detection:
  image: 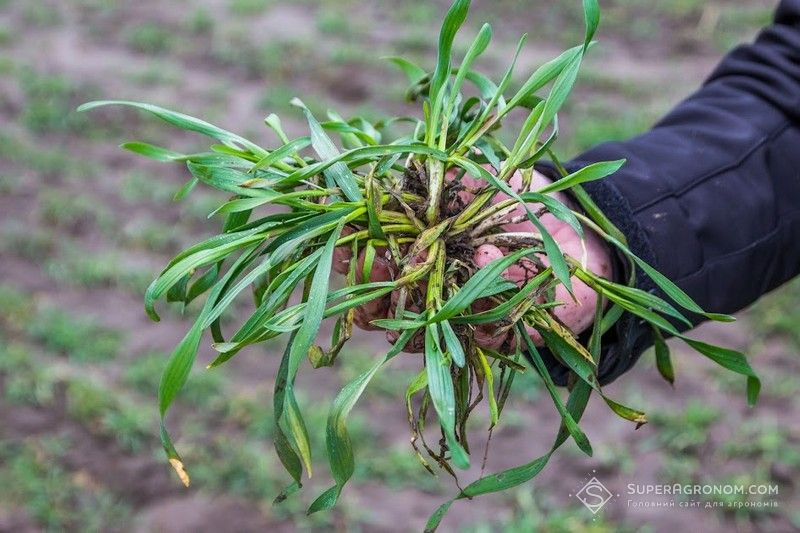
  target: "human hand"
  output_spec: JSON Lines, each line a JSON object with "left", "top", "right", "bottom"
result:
{"left": 333, "top": 167, "right": 613, "bottom": 351}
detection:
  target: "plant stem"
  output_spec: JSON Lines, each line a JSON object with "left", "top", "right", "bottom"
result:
{"left": 426, "top": 159, "right": 446, "bottom": 224}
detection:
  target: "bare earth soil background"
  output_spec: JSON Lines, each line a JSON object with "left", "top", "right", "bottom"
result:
{"left": 0, "top": 0, "right": 798, "bottom": 532}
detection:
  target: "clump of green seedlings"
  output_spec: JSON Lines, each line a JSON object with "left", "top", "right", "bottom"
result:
{"left": 79, "top": 0, "right": 760, "bottom": 528}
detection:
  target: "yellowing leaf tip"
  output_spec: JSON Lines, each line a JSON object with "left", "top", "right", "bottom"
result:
{"left": 169, "top": 457, "right": 191, "bottom": 487}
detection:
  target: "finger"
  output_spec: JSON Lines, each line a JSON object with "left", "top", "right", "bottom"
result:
{"left": 471, "top": 244, "right": 514, "bottom": 348}
{"left": 332, "top": 226, "right": 355, "bottom": 275}
{"left": 383, "top": 281, "right": 428, "bottom": 354}
{"left": 386, "top": 327, "right": 425, "bottom": 353}
{"left": 498, "top": 171, "right": 570, "bottom": 235}
{"left": 470, "top": 296, "right": 510, "bottom": 349}
{"left": 473, "top": 243, "right": 504, "bottom": 268}
{"left": 544, "top": 225, "right": 610, "bottom": 336}
{"left": 352, "top": 247, "right": 394, "bottom": 331}
{"left": 549, "top": 279, "right": 597, "bottom": 337}
{"left": 474, "top": 327, "right": 509, "bottom": 349}
{"left": 445, "top": 166, "right": 480, "bottom": 207}
{"left": 524, "top": 323, "right": 545, "bottom": 346}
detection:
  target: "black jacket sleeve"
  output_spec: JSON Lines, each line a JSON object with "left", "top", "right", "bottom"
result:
{"left": 542, "top": 0, "right": 800, "bottom": 385}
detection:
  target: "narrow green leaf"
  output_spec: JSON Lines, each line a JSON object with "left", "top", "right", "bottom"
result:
{"left": 653, "top": 327, "right": 675, "bottom": 385}
{"left": 444, "top": 22, "right": 492, "bottom": 121}
{"left": 280, "top": 221, "right": 347, "bottom": 461}
{"left": 475, "top": 347, "right": 498, "bottom": 426}
{"left": 536, "top": 159, "right": 625, "bottom": 194}
{"left": 292, "top": 98, "right": 363, "bottom": 203}
{"left": 187, "top": 162, "right": 279, "bottom": 198}
{"left": 308, "top": 328, "right": 417, "bottom": 514}
{"left": 453, "top": 269, "right": 551, "bottom": 325}
{"left": 250, "top": 136, "right": 311, "bottom": 173}
{"left": 537, "top": 52, "right": 582, "bottom": 133}
{"left": 273, "top": 333, "right": 304, "bottom": 493}
{"left": 430, "top": 247, "right": 538, "bottom": 322}
{"left": 173, "top": 178, "right": 199, "bottom": 201}
{"left": 583, "top": 0, "right": 600, "bottom": 47}
{"left": 539, "top": 324, "right": 646, "bottom": 429}
{"left": 144, "top": 233, "right": 264, "bottom": 321}
{"left": 429, "top": 0, "right": 471, "bottom": 103}
{"left": 681, "top": 336, "right": 760, "bottom": 406}
{"left": 503, "top": 46, "right": 582, "bottom": 114}
{"left": 578, "top": 216, "right": 735, "bottom": 323}
{"left": 517, "top": 324, "right": 592, "bottom": 455}
{"left": 632, "top": 254, "right": 735, "bottom": 322}
{"left": 385, "top": 56, "right": 427, "bottom": 84}
{"left": 440, "top": 319, "right": 465, "bottom": 367}
{"left": 365, "top": 173, "right": 386, "bottom": 240}
{"left": 518, "top": 191, "right": 582, "bottom": 237}
{"left": 158, "top": 248, "right": 257, "bottom": 486}
{"left": 453, "top": 155, "right": 573, "bottom": 292}
{"left": 462, "top": 452, "right": 550, "bottom": 498}
{"left": 78, "top": 100, "right": 266, "bottom": 155}
{"left": 425, "top": 323, "right": 470, "bottom": 469}
{"left": 121, "top": 141, "right": 185, "bottom": 161}
{"left": 285, "top": 390, "right": 313, "bottom": 476}
{"left": 424, "top": 499, "right": 454, "bottom": 533}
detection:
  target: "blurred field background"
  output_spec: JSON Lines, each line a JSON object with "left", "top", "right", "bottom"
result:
{"left": 1, "top": 0, "right": 799, "bottom": 531}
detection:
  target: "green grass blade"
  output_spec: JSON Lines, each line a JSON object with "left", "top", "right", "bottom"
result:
{"left": 385, "top": 56, "right": 427, "bottom": 84}
{"left": 503, "top": 45, "right": 582, "bottom": 115}
{"left": 518, "top": 191, "right": 582, "bottom": 237}
{"left": 273, "top": 333, "right": 305, "bottom": 497}
{"left": 440, "top": 319, "right": 465, "bottom": 367}
{"left": 583, "top": 0, "right": 600, "bottom": 47}
{"left": 120, "top": 141, "right": 185, "bottom": 161}
{"left": 285, "top": 390, "right": 314, "bottom": 476}
{"left": 250, "top": 136, "right": 311, "bottom": 173}
{"left": 429, "top": 0, "right": 471, "bottom": 103}
{"left": 78, "top": 100, "right": 266, "bottom": 155}
{"left": 452, "top": 269, "right": 551, "bottom": 325}
{"left": 293, "top": 98, "right": 363, "bottom": 203}
{"left": 517, "top": 324, "right": 592, "bottom": 455}
{"left": 536, "top": 159, "right": 625, "bottom": 194}
{"left": 537, "top": 52, "right": 582, "bottom": 134}
{"left": 475, "top": 347, "right": 498, "bottom": 426}
{"left": 308, "top": 328, "right": 418, "bottom": 514}
{"left": 680, "top": 336, "right": 760, "bottom": 406}
{"left": 441, "top": 22, "right": 492, "bottom": 144}
{"left": 144, "top": 233, "right": 265, "bottom": 321}
{"left": 430, "top": 247, "right": 538, "bottom": 322}
{"left": 425, "top": 323, "right": 470, "bottom": 469}
{"left": 462, "top": 452, "right": 551, "bottom": 498}
{"left": 157, "top": 247, "right": 257, "bottom": 486}
{"left": 577, "top": 215, "right": 735, "bottom": 322}
{"left": 653, "top": 328, "right": 675, "bottom": 385}
{"left": 632, "top": 254, "right": 735, "bottom": 322}
{"left": 424, "top": 499, "right": 454, "bottom": 533}
{"left": 279, "top": 220, "right": 347, "bottom": 473}
{"left": 187, "top": 162, "right": 281, "bottom": 198}
{"left": 453, "top": 156, "right": 573, "bottom": 292}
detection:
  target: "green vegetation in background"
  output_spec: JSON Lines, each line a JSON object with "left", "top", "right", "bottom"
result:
{"left": 19, "top": 69, "right": 92, "bottom": 135}
{"left": 45, "top": 248, "right": 154, "bottom": 292}
{"left": 230, "top": 0, "right": 272, "bottom": 17}
{"left": 27, "top": 307, "right": 123, "bottom": 363}
{"left": 125, "top": 22, "right": 175, "bottom": 55}
{"left": 464, "top": 488, "right": 645, "bottom": 533}
{"left": 749, "top": 277, "right": 800, "bottom": 348}
{"left": 0, "top": 438, "right": 132, "bottom": 532}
